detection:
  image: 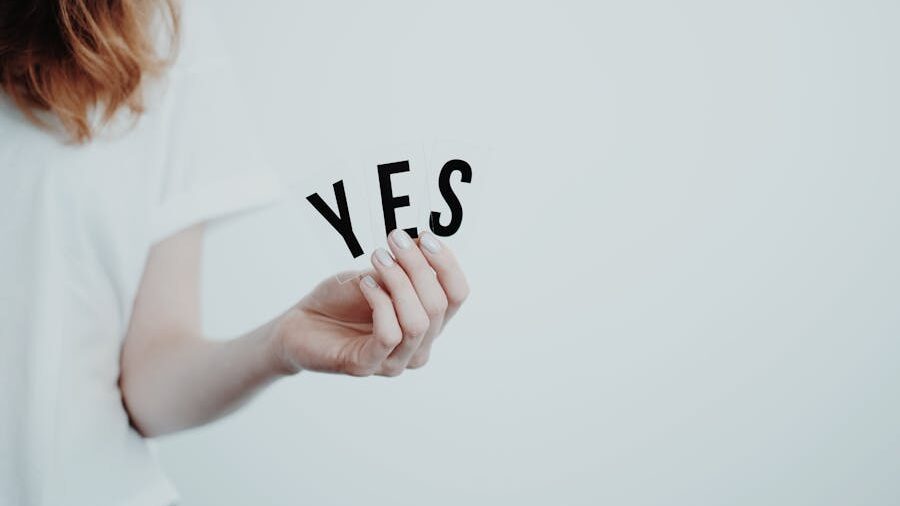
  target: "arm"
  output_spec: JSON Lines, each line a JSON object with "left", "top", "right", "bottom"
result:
{"left": 120, "top": 224, "right": 288, "bottom": 436}
{"left": 120, "top": 224, "right": 468, "bottom": 437}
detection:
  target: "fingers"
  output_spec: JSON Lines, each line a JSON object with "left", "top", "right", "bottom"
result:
{"left": 370, "top": 246, "right": 430, "bottom": 376}
{"left": 385, "top": 229, "right": 454, "bottom": 369}
{"left": 387, "top": 229, "right": 449, "bottom": 346}
{"left": 356, "top": 230, "right": 469, "bottom": 377}
{"left": 355, "top": 274, "right": 402, "bottom": 373}
{"left": 418, "top": 231, "right": 469, "bottom": 322}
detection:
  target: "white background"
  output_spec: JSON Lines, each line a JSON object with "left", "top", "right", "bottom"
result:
{"left": 157, "top": 1, "right": 900, "bottom": 504}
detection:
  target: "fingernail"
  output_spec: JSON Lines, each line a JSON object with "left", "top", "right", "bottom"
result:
{"left": 362, "top": 275, "right": 378, "bottom": 288}
{"left": 374, "top": 248, "right": 395, "bottom": 266}
{"left": 420, "top": 232, "right": 442, "bottom": 254}
{"left": 390, "top": 228, "right": 412, "bottom": 249}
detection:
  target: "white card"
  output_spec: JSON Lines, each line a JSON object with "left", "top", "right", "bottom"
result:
{"left": 424, "top": 140, "right": 492, "bottom": 256}
{"left": 357, "top": 142, "right": 431, "bottom": 250}
{"left": 289, "top": 163, "right": 374, "bottom": 283}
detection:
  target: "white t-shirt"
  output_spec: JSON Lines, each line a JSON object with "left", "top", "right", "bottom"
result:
{"left": 0, "top": 3, "right": 282, "bottom": 505}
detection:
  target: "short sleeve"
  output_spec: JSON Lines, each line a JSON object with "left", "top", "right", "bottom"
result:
{"left": 147, "top": 5, "right": 283, "bottom": 244}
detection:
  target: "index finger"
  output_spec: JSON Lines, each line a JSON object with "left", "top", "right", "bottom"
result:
{"left": 356, "top": 274, "right": 403, "bottom": 370}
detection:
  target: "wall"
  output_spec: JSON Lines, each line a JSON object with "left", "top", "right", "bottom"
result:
{"left": 157, "top": 1, "right": 900, "bottom": 504}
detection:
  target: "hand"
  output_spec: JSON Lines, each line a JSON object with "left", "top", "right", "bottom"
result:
{"left": 276, "top": 230, "right": 469, "bottom": 377}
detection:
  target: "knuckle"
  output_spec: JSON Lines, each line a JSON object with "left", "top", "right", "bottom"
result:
{"left": 342, "top": 361, "right": 373, "bottom": 377}
{"left": 380, "top": 330, "right": 403, "bottom": 347}
{"left": 407, "top": 353, "right": 430, "bottom": 369}
{"left": 380, "top": 363, "right": 405, "bottom": 377}
{"left": 336, "top": 348, "right": 374, "bottom": 377}
{"left": 424, "top": 299, "right": 448, "bottom": 319}
{"left": 448, "top": 286, "right": 470, "bottom": 306}
{"left": 403, "top": 317, "right": 430, "bottom": 338}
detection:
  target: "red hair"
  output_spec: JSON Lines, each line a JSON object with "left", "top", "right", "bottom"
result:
{"left": 0, "top": 0, "right": 179, "bottom": 142}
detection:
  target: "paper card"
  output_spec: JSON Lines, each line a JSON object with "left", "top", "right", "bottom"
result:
{"left": 357, "top": 143, "right": 431, "bottom": 251}
{"left": 287, "top": 163, "right": 375, "bottom": 283}
{"left": 424, "top": 140, "right": 492, "bottom": 257}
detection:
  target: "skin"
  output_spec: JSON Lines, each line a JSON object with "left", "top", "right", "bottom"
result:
{"left": 120, "top": 225, "right": 469, "bottom": 437}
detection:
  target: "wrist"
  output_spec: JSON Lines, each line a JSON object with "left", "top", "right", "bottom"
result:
{"left": 267, "top": 308, "right": 304, "bottom": 376}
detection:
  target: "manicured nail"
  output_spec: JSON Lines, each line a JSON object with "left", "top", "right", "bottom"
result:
{"left": 390, "top": 228, "right": 412, "bottom": 249}
{"left": 420, "top": 232, "right": 442, "bottom": 254}
{"left": 362, "top": 275, "right": 378, "bottom": 288}
{"left": 374, "top": 248, "right": 395, "bottom": 266}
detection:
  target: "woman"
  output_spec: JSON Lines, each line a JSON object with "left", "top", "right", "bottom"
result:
{"left": 0, "top": 1, "right": 469, "bottom": 505}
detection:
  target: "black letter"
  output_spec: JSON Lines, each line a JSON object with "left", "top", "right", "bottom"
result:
{"left": 429, "top": 159, "right": 472, "bottom": 237}
{"left": 378, "top": 161, "right": 418, "bottom": 238}
{"left": 306, "top": 180, "right": 364, "bottom": 258}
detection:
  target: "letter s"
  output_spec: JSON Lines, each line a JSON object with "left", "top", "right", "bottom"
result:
{"left": 429, "top": 159, "right": 472, "bottom": 237}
